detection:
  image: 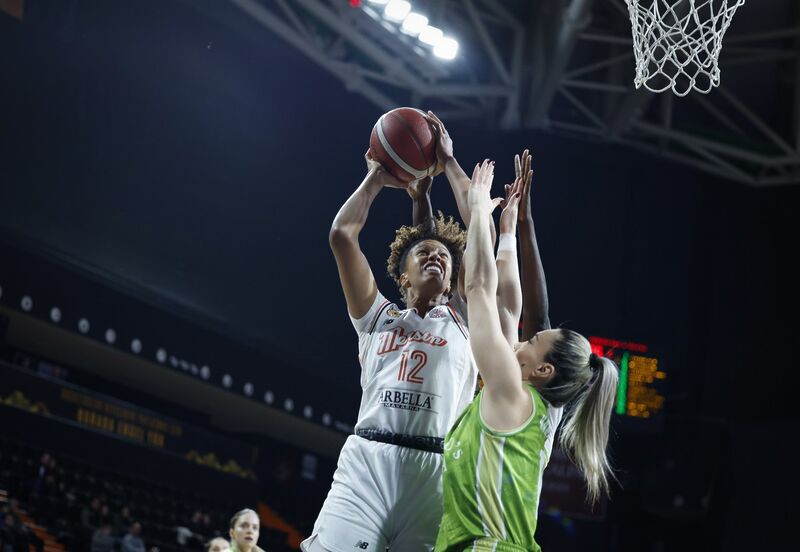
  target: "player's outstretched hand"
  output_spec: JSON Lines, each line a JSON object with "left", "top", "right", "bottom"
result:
{"left": 513, "top": 148, "right": 533, "bottom": 223}
{"left": 426, "top": 111, "right": 453, "bottom": 177}
{"left": 365, "top": 148, "right": 408, "bottom": 189}
{"left": 468, "top": 159, "right": 500, "bottom": 213}
{"left": 500, "top": 176, "right": 523, "bottom": 236}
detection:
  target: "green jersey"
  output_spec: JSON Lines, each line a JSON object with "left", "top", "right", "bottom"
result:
{"left": 434, "top": 384, "right": 562, "bottom": 552}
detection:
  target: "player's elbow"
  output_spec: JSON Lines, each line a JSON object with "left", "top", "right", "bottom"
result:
{"left": 328, "top": 224, "right": 356, "bottom": 250}
{"left": 500, "top": 303, "right": 521, "bottom": 321}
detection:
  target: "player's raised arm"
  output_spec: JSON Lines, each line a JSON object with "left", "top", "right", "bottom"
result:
{"left": 464, "top": 161, "right": 530, "bottom": 425}
{"left": 329, "top": 149, "right": 407, "bottom": 319}
{"left": 426, "top": 112, "right": 495, "bottom": 248}
{"left": 408, "top": 176, "right": 435, "bottom": 235}
{"left": 496, "top": 176, "right": 524, "bottom": 345}
{"left": 426, "top": 110, "right": 497, "bottom": 300}
{"left": 515, "top": 150, "right": 551, "bottom": 339}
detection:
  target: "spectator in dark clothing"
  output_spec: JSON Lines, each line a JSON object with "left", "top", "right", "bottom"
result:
{"left": 114, "top": 506, "right": 134, "bottom": 537}
{"left": 190, "top": 510, "right": 204, "bottom": 533}
{"left": 121, "top": 522, "right": 146, "bottom": 552}
{"left": 98, "top": 504, "right": 113, "bottom": 527}
{"left": 186, "top": 510, "right": 207, "bottom": 547}
{"left": 30, "top": 453, "right": 51, "bottom": 499}
{"left": 90, "top": 523, "right": 115, "bottom": 552}
{"left": 42, "top": 474, "right": 58, "bottom": 498}
{"left": 0, "top": 513, "right": 42, "bottom": 552}
{"left": 41, "top": 456, "right": 62, "bottom": 500}
{"left": 81, "top": 497, "right": 102, "bottom": 531}
{"left": 201, "top": 513, "right": 213, "bottom": 535}
{"left": 80, "top": 496, "right": 102, "bottom": 550}
{"left": 0, "top": 513, "right": 18, "bottom": 552}
{"left": 16, "top": 518, "right": 43, "bottom": 552}
{"left": 0, "top": 503, "right": 10, "bottom": 523}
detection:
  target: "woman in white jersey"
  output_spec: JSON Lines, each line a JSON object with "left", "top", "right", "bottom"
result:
{"left": 305, "top": 117, "right": 550, "bottom": 551}
{"left": 301, "top": 148, "right": 478, "bottom": 552}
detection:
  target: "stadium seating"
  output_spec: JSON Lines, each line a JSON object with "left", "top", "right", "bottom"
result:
{"left": 0, "top": 438, "right": 295, "bottom": 551}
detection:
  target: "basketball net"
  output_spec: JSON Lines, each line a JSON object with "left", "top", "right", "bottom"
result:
{"left": 625, "top": 0, "right": 745, "bottom": 96}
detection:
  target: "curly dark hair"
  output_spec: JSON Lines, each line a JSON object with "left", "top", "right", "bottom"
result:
{"left": 386, "top": 212, "right": 467, "bottom": 302}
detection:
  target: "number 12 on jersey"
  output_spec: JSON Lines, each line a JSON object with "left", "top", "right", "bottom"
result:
{"left": 398, "top": 350, "right": 427, "bottom": 384}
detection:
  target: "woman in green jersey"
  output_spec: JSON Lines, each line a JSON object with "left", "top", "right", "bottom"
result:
{"left": 434, "top": 160, "right": 618, "bottom": 552}
{"left": 229, "top": 509, "right": 264, "bottom": 552}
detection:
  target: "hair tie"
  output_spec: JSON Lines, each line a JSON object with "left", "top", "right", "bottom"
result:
{"left": 589, "top": 353, "right": 600, "bottom": 372}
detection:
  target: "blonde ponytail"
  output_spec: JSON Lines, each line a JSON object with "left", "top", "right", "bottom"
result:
{"left": 538, "top": 330, "right": 618, "bottom": 504}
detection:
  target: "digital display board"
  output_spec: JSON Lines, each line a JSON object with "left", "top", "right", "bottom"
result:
{"left": 589, "top": 336, "right": 666, "bottom": 420}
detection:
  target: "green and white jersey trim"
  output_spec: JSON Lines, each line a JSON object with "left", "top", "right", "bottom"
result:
{"left": 476, "top": 431, "right": 507, "bottom": 541}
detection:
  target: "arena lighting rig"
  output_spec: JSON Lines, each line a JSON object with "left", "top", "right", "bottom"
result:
{"left": 359, "top": 0, "right": 459, "bottom": 60}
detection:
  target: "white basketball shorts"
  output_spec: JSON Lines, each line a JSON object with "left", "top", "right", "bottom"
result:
{"left": 300, "top": 434, "right": 444, "bottom": 552}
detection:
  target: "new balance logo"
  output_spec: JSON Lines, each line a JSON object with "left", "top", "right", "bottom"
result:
{"left": 355, "top": 541, "right": 369, "bottom": 550}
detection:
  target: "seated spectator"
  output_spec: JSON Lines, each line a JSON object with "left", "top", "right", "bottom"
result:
{"left": 190, "top": 510, "right": 204, "bottom": 533}
{"left": 201, "top": 513, "right": 213, "bottom": 536}
{"left": 80, "top": 497, "right": 102, "bottom": 550}
{"left": 0, "top": 513, "right": 18, "bottom": 552}
{"left": 207, "top": 537, "right": 231, "bottom": 552}
{"left": 114, "top": 506, "right": 134, "bottom": 536}
{"left": 17, "top": 517, "right": 43, "bottom": 552}
{"left": 0, "top": 512, "right": 43, "bottom": 552}
{"left": 121, "top": 522, "right": 146, "bottom": 552}
{"left": 30, "top": 453, "right": 51, "bottom": 499}
{"left": 228, "top": 509, "right": 263, "bottom": 552}
{"left": 98, "top": 503, "right": 113, "bottom": 527}
{"left": 90, "top": 523, "right": 115, "bottom": 552}
{"left": 41, "top": 472, "right": 59, "bottom": 499}
{"left": 81, "top": 496, "right": 102, "bottom": 531}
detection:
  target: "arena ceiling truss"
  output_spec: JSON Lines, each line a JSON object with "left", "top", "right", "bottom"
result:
{"left": 197, "top": 0, "right": 800, "bottom": 185}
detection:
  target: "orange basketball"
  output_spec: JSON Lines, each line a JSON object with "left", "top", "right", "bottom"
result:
{"left": 369, "top": 107, "right": 437, "bottom": 183}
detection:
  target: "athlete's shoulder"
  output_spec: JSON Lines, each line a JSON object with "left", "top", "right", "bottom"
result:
{"left": 350, "top": 290, "right": 399, "bottom": 334}
{"left": 527, "top": 385, "right": 563, "bottom": 437}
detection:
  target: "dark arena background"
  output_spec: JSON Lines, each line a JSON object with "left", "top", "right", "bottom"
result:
{"left": 1, "top": 1, "right": 798, "bottom": 551}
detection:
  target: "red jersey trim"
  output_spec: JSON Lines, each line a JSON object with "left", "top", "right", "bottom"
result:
{"left": 445, "top": 303, "right": 469, "bottom": 341}
{"left": 367, "top": 299, "right": 392, "bottom": 334}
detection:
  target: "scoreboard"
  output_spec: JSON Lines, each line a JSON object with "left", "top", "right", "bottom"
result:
{"left": 589, "top": 336, "right": 666, "bottom": 420}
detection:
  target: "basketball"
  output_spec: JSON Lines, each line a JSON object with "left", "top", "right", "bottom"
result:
{"left": 369, "top": 107, "right": 437, "bottom": 183}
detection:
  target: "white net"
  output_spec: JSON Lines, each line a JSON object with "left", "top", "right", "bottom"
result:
{"left": 625, "top": 0, "right": 745, "bottom": 96}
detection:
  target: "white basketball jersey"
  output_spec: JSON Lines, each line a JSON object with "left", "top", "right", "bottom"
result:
{"left": 350, "top": 291, "right": 478, "bottom": 439}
